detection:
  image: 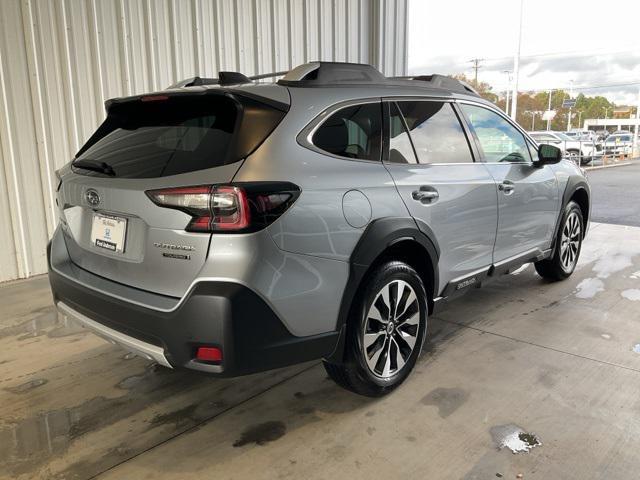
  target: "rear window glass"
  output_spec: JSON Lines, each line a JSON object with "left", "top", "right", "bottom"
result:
{"left": 74, "top": 95, "right": 284, "bottom": 178}
{"left": 312, "top": 103, "right": 382, "bottom": 161}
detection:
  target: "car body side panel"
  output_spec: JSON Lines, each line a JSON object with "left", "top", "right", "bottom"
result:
{"left": 234, "top": 89, "right": 411, "bottom": 262}
{"left": 386, "top": 163, "right": 498, "bottom": 294}
{"left": 196, "top": 230, "right": 350, "bottom": 336}
{"left": 485, "top": 163, "right": 559, "bottom": 261}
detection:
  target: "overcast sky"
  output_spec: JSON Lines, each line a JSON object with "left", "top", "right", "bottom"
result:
{"left": 408, "top": 0, "right": 640, "bottom": 105}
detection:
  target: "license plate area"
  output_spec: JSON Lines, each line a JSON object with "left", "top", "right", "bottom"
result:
{"left": 90, "top": 213, "right": 127, "bottom": 253}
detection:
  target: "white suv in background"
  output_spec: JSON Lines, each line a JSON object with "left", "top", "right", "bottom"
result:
{"left": 603, "top": 133, "right": 634, "bottom": 156}
{"left": 529, "top": 131, "right": 601, "bottom": 165}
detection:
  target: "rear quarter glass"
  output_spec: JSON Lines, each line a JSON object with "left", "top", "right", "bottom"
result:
{"left": 73, "top": 94, "right": 286, "bottom": 179}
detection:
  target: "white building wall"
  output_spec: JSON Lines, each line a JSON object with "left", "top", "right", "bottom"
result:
{"left": 0, "top": 0, "right": 409, "bottom": 282}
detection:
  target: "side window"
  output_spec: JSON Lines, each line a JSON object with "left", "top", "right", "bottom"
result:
{"left": 396, "top": 101, "right": 474, "bottom": 164}
{"left": 460, "top": 104, "right": 532, "bottom": 163}
{"left": 387, "top": 102, "right": 418, "bottom": 164}
{"left": 312, "top": 103, "right": 382, "bottom": 161}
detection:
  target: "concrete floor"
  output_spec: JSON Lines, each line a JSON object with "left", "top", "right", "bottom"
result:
{"left": 2, "top": 222, "right": 640, "bottom": 479}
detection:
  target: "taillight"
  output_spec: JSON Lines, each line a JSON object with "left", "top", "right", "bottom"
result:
{"left": 146, "top": 182, "right": 300, "bottom": 233}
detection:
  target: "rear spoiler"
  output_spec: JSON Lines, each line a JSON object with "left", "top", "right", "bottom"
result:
{"left": 104, "top": 86, "right": 289, "bottom": 115}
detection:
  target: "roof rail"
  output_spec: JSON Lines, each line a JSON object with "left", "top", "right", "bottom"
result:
{"left": 168, "top": 71, "right": 255, "bottom": 89}
{"left": 249, "top": 70, "right": 288, "bottom": 81}
{"left": 168, "top": 70, "right": 287, "bottom": 89}
{"left": 392, "top": 74, "right": 480, "bottom": 96}
{"left": 277, "top": 61, "right": 386, "bottom": 86}
{"left": 166, "top": 64, "right": 481, "bottom": 96}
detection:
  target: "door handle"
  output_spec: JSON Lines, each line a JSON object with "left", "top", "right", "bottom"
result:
{"left": 412, "top": 187, "right": 439, "bottom": 203}
{"left": 498, "top": 181, "right": 515, "bottom": 195}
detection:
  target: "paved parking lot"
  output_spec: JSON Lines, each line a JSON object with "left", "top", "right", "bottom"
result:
{"left": 2, "top": 222, "right": 640, "bottom": 479}
{"left": 588, "top": 161, "right": 640, "bottom": 227}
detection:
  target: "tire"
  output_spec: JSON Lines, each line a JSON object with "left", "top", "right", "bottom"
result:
{"left": 535, "top": 201, "right": 584, "bottom": 281}
{"left": 324, "top": 261, "right": 428, "bottom": 397}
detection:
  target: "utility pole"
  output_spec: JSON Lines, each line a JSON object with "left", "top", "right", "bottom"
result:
{"left": 469, "top": 58, "right": 484, "bottom": 86}
{"left": 510, "top": 0, "right": 524, "bottom": 121}
{"left": 531, "top": 112, "right": 536, "bottom": 130}
{"left": 503, "top": 70, "right": 513, "bottom": 115}
{"left": 567, "top": 79, "right": 574, "bottom": 131}
{"left": 546, "top": 90, "right": 553, "bottom": 131}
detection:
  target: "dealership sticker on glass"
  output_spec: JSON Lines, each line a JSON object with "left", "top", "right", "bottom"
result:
{"left": 90, "top": 213, "right": 127, "bottom": 253}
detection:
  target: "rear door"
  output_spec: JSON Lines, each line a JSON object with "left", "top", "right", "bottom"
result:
{"left": 57, "top": 92, "right": 285, "bottom": 298}
{"left": 383, "top": 99, "right": 498, "bottom": 295}
{"left": 459, "top": 103, "right": 559, "bottom": 264}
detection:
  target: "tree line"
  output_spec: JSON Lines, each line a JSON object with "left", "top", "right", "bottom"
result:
{"left": 454, "top": 74, "right": 635, "bottom": 131}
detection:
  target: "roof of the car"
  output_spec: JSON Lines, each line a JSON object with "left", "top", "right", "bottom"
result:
{"left": 105, "top": 62, "right": 493, "bottom": 112}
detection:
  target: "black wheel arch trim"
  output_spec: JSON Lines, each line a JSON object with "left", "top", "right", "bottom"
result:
{"left": 551, "top": 176, "right": 590, "bottom": 251}
{"left": 326, "top": 217, "right": 439, "bottom": 362}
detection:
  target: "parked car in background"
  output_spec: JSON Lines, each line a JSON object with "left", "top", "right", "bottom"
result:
{"left": 595, "top": 130, "right": 609, "bottom": 142}
{"left": 529, "top": 131, "right": 601, "bottom": 165}
{"left": 567, "top": 129, "right": 598, "bottom": 143}
{"left": 603, "top": 133, "right": 634, "bottom": 155}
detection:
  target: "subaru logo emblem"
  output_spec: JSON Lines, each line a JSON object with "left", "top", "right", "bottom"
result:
{"left": 85, "top": 189, "right": 101, "bottom": 207}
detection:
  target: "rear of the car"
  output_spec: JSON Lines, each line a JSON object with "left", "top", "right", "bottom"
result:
{"left": 48, "top": 85, "right": 336, "bottom": 375}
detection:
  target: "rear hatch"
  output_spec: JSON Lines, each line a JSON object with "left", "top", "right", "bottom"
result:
{"left": 57, "top": 90, "right": 287, "bottom": 298}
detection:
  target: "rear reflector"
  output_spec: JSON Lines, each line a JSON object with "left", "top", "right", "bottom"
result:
{"left": 196, "top": 347, "right": 222, "bottom": 362}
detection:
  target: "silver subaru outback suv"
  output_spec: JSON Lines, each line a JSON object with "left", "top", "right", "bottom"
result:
{"left": 49, "top": 62, "right": 590, "bottom": 396}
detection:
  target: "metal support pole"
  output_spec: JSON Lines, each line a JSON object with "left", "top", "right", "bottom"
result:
{"left": 634, "top": 87, "right": 640, "bottom": 158}
{"left": 509, "top": 0, "right": 524, "bottom": 121}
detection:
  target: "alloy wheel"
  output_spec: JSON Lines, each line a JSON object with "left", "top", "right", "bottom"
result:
{"left": 560, "top": 211, "right": 581, "bottom": 271}
{"left": 362, "top": 280, "right": 421, "bottom": 378}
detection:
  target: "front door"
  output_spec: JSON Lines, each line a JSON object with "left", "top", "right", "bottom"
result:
{"left": 383, "top": 100, "right": 498, "bottom": 295}
{"left": 459, "top": 103, "right": 559, "bottom": 264}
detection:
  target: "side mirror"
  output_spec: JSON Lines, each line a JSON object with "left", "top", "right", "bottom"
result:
{"left": 535, "top": 144, "right": 562, "bottom": 166}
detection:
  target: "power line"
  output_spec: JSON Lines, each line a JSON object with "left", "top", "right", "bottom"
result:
{"left": 516, "top": 80, "right": 640, "bottom": 94}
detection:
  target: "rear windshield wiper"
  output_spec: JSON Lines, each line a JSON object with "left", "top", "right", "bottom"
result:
{"left": 72, "top": 160, "right": 116, "bottom": 176}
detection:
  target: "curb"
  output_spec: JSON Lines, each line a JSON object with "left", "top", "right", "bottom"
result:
{"left": 585, "top": 161, "right": 636, "bottom": 171}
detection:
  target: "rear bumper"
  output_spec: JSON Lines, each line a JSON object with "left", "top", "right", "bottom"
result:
{"left": 56, "top": 301, "right": 172, "bottom": 368}
{"left": 48, "top": 232, "right": 340, "bottom": 377}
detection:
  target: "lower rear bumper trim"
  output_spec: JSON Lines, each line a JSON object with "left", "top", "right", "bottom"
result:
{"left": 56, "top": 301, "right": 173, "bottom": 368}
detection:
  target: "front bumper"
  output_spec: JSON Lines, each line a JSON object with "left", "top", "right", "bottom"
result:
{"left": 48, "top": 232, "right": 340, "bottom": 377}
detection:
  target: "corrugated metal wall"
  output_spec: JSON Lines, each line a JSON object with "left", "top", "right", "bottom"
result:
{"left": 0, "top": 0, "right": 408, "bottom": 283}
